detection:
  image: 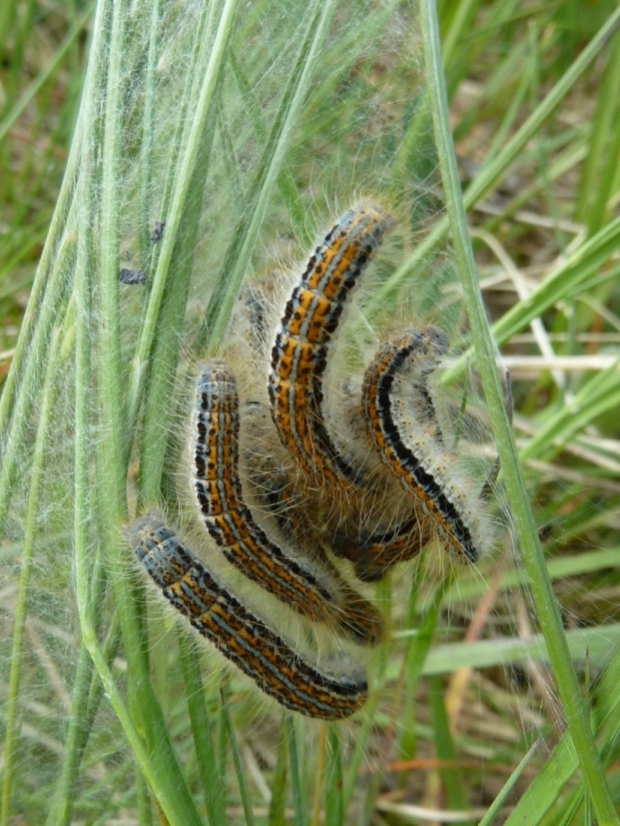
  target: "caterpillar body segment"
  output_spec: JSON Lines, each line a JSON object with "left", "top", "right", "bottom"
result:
{"left": 259, "top": 471, "right": 385, "bottom": 644}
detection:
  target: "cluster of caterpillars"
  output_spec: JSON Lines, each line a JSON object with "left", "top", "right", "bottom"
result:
{"left": 130, "top": 202, "right": 495, "bottom": 720}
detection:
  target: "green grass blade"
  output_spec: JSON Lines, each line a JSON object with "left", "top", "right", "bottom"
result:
{"left": 414, "top": 624, "right": 620, "bottom": 675}
{"left": 324, "top": 727, "right": 343, "bottom": 826}
{"left": 420, "top": 2, "right": 617, "bottom": 821}
{"left": 477, "top": 739, "right": 541, "bottom": 826}
{"left": 179, "top": 634, "right": 227, "bottom": 826}
{"left": 396, "top": 570, "right": 454, "bottom": 762}
{"left": 268, "top": 717, "right": 288, "bottom": 826}
{"left": 223, "top": 696, "right": 255, "bottom": 826}
{"left": 429, "top": 674, "right": 474, "bottom": 824}
{"left": 287, "top": 717, "right": 305, "bottom": 826}
{"left": 575, "top": 26, "right": 620, "bottom": 232}
{"left": 0, "top": 229, "right": 75, "bottom": 530}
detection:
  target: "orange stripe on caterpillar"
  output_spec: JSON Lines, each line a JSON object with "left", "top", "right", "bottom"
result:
{"left": 130, "top": 512, "right": 368, "bottom": 720}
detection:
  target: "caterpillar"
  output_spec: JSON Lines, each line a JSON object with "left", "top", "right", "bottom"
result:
{"left": 130, "top": 512, "right": 368, "bottom": 720}
{"left": 192, "top": 359, "right": 384, "bottom": 645}
{"left": 362, "top": 328, "right": 489, "bottom": 564}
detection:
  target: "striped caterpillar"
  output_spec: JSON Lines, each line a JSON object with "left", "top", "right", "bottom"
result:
{"left": 130, "top": 513, "right": 367, "bottom": 720}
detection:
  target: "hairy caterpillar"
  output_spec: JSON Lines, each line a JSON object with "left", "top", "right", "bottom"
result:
{"left": 130, "top": 512, "right": 368, "bottom": 720}
{"left": 268, "top": 202, "right": 393, "bottom": 492}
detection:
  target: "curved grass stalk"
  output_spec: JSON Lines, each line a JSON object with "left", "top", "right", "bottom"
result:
{"left": 71, "top": 2, "right": 204, "bottom": 820}
{"left": 420, "top": 1, "right": 618, "bottom": 821}
{"left": 0, "top": 150, "right": 81, "bottom": 440}
{"left": 0, "top": 321, "right": 66, "bottom": 826}
{"left": 47, "top": 591, "right": 120, "bottom": 826}
{"left": 0, "top": 229, "right": 75, "bottom": 531}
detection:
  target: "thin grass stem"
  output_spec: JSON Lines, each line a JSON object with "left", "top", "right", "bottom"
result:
{"left": 0, "top": 229, "right": 75, "bottom": 530}
{"left": 223, "top": 694, "right": 255, "bottom": 826}
{"left": 178, "top": 634, "right": 227, "bottom": 826}
{"left": 420, "top": 1, "right": 618, "bottom": 821}
{"left": 287, "top": 717, "right": 305, "bottom": 826}
{"left": 324, "top": 727, "right": 343, "bottom": 826}
{"left": 127, "top": 0, "right": 239, "bottom": 453}
{"left": 477, "top": 739, "right": 541, "bottom": 826}
{"left": 198, "top": 0, "right": 339, "bottom": 352}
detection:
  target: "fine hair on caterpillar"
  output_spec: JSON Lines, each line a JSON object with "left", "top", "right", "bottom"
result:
{"left": 128, "top": 201, "right": 506, "bottom": 719}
